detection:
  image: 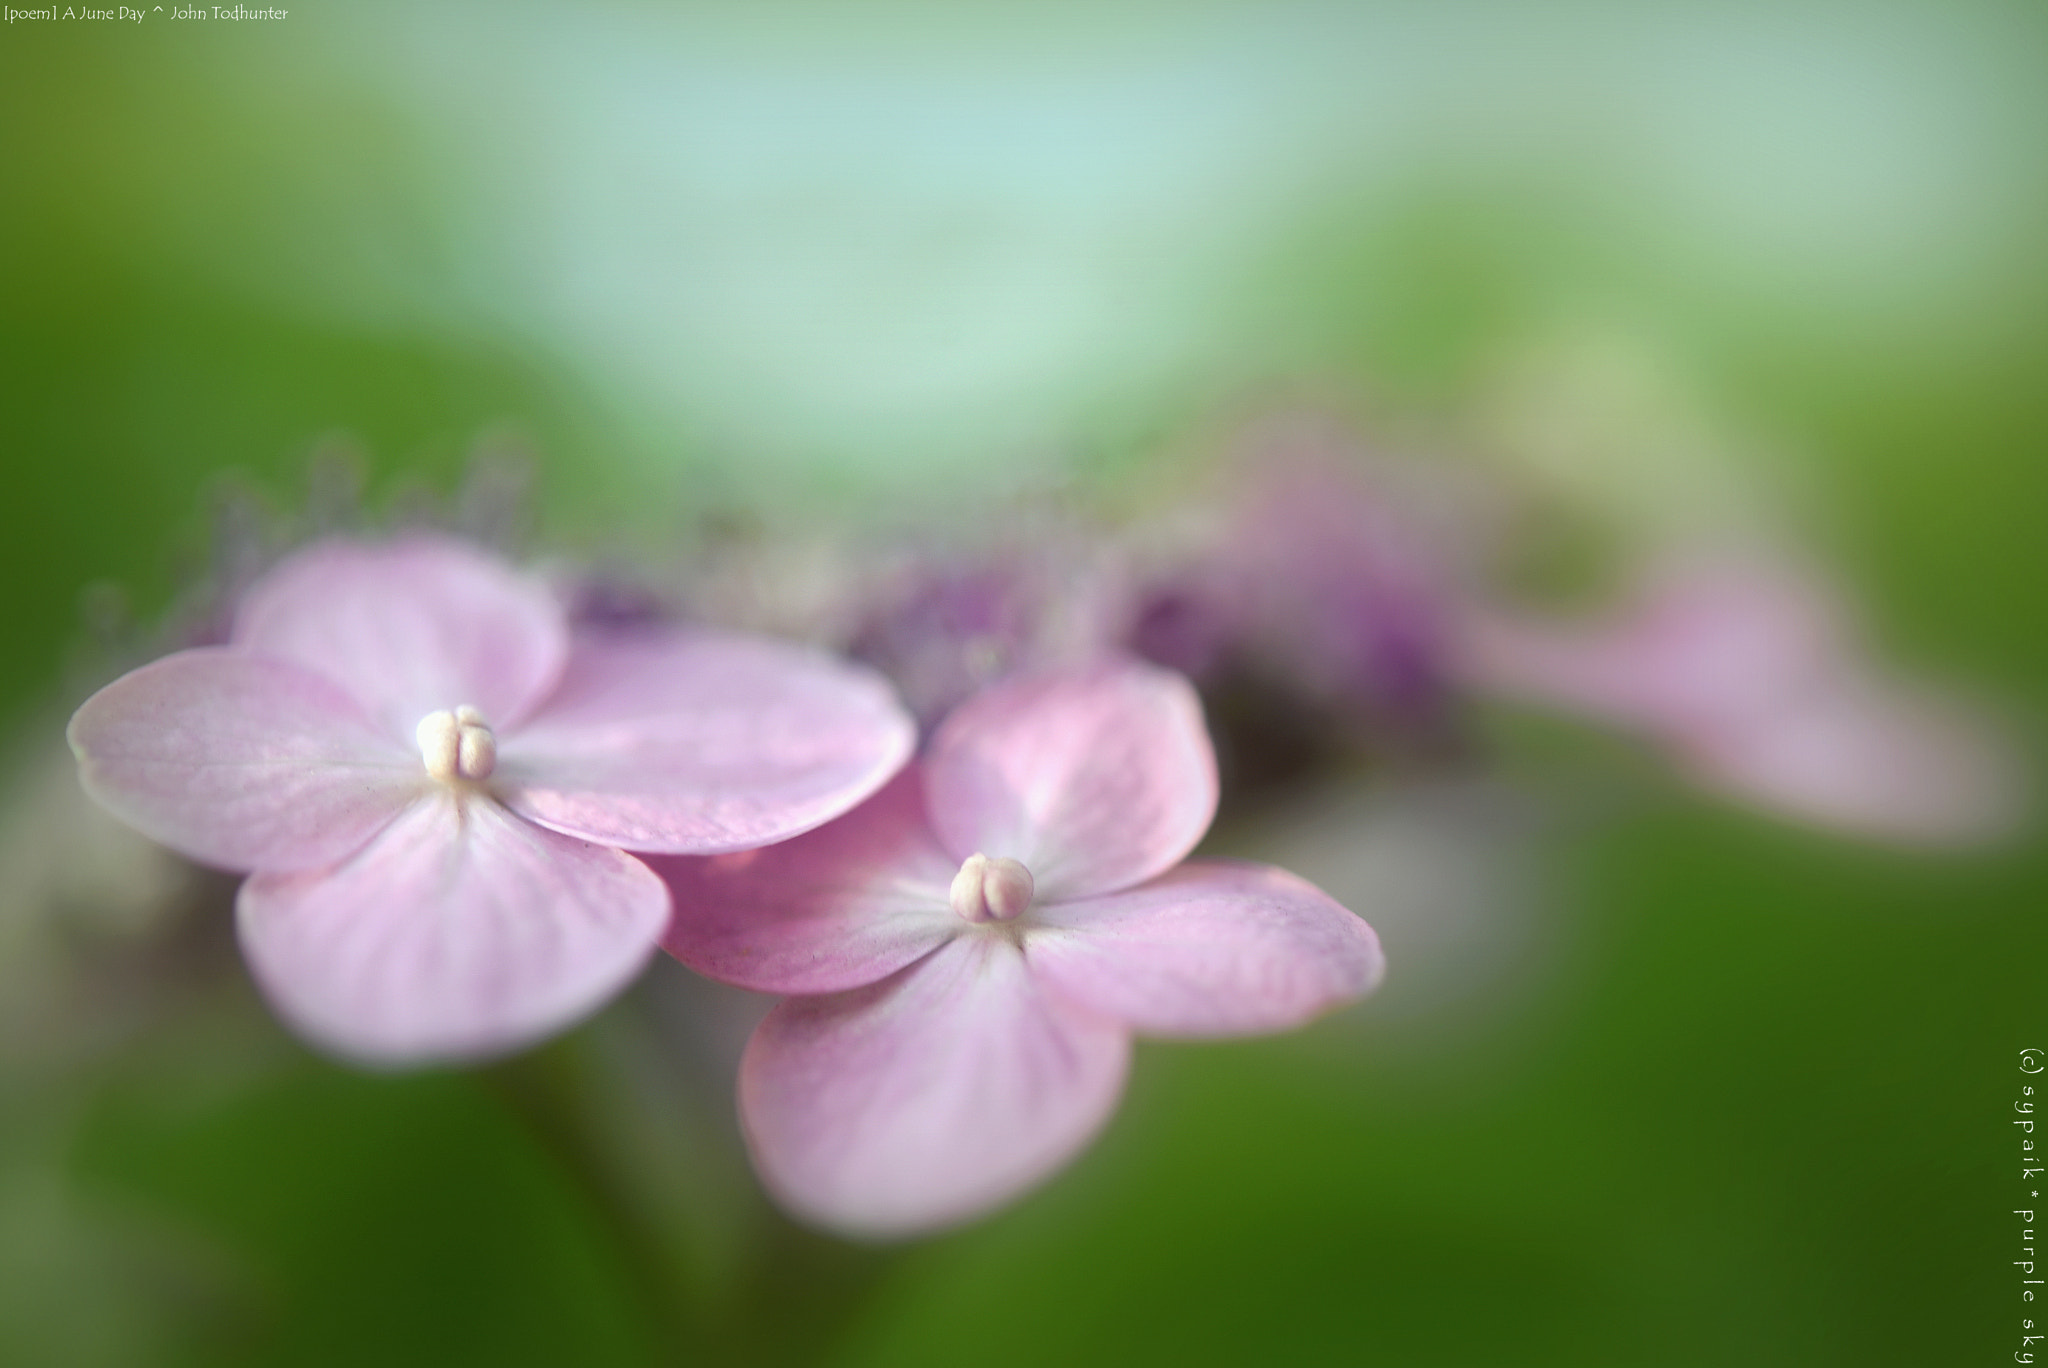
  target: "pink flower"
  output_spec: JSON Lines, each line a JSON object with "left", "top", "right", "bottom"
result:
{"left": 656, "top": 661, "right": 1384, "bottom": 1237}
{"left": 1461, "top": 555, "right": 2019, "bottom": 845}
{"left": 68, "top": 535, "right": 915, "bottom": 1063}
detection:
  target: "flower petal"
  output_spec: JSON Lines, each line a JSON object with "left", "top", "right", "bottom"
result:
{"left": 1680, "top": 682, "right": 2022, "bottom": 846}
{"left": 238, "top": 793, "right": 668, "bottom": 1064}
{"left": 1028, "top": 860, "right": 1385, "bottom": 1037}
{"left": 497, "top": 629, "right": 915, "bottom": 854}
{"left": 653, "top": 770, "right": 959, "bottom": 994}
{"left": 740, "top": 935, "right": 1129, "bottom": 1238}
{"left": 233, "top": 535, "right": 568, "bottom": 736}
{"left": 922, "top": 661, "right": 1217, "bottom": 902}
{"left": 1457, "top": 557, "right": 1844, "bottom": 734}
{"left": 1462, "top": 557, "right": 2023, "bottom": 846}
{"left": 67, "top": 648, "right": 421, "bottom": 873}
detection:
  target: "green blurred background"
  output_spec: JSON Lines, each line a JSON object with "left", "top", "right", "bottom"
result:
{"left": 3, "top": 2, "right": 2045, "bottom": 1363}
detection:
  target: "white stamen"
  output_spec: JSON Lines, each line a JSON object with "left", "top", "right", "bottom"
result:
{"left": 416, "top": 710, "right": 461, "bottom": 782}
{"left": 948, "top": 852, "right": 1034, "bottom": 923}
{"left": 458, "top": 724, "right": 497, "bottom": 779}
{"left": 415, "top": 705, "right": 497, "bottom": 782}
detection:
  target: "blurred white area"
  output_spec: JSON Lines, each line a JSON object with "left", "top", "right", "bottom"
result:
{"left": 1212, "top": 777, "right": 1548, "bottom": 1030}
{"left": 0, "top": 729, "right": 196, "bottom": 1066}
{"left": 166, "top": 0, "right": 2047, "bottom": 500}
{"left": 0, "top": 734, "right": 190, "bottom": 959}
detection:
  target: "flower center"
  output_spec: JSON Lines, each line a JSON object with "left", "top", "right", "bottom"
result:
{"left": 415, "top": 705, "right": 497, "bottom": 782}
{"left": 948, "top": 852, "right": 1034, "bottom": 924}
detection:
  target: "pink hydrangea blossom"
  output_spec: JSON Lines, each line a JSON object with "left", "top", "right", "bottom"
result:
{"left": 1460, "top": 554, "right": 2019, "bottom": 845}
{"left": 657, "top": 660, "right": 1384, "bottom": 1237}
{"left": 68, "top": 535, "right": 915, "bottom": 1063}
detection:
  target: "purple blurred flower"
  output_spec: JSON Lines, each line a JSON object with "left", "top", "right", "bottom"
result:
{"left": 1122, "top": 563, "right": 1241, "bottom": 682}
{"left": 657, "top": 660, "right": 1383, "bottom": 1237}
{"left": 849, "top": 562, "right": 1030, "bottom": 718}
{"left": 1462, "top": 554, "right": 2020, "bottom": 845}
{"left": 68, "top": 535, "right": 914, "bottom": 1063}
{"left": 1124, "top": 432, "right": 1467, "bottom": 744}
{"left": 847, "top": 538, "right": 1125, "bottom": 725}
{"left": 1250, "top": 456, "right": 1451, "bottom": 714}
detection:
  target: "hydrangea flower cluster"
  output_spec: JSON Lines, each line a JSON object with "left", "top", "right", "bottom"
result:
{"left": 68, "top": 532, "right": 1385, "bottom": 1234}
{"left": 63, "top": 429, "right": 2016, "bottom": 1235}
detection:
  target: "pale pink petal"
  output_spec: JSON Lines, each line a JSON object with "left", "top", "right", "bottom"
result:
{"left": 67, "top": 648, "right": 421, "bottom": 873}
{"left": 922, "top": 661, "right": 1217, "bottom": 902}
{"left": 1457, "top": 558, "right": 1842, "bottom": 732}
{"left": 1456, "top": 610, "right": 1657, "bottom": 720}
{"left": 740, "top": 935, "right": 1129, "bottom": 1238}
{"left": 1028, "top": 860, "right": 1384, "bottom": 1037}
{"left": 1462, "top": 558, "right": 2023, "bottom": 845}
{"left": 654, "top": 770, "right": 960, "bottom": 994}
{"left": 233, "top": 535, "right": 568, "bottom": 736}
{"left": 1608, "top": 560, "right": 1842, "bottom": 729}
{"left": 1681, "top": 681, "right": 2022, "bottom": 846}
{"left": 497, "top": 629, "right": 915, "bottom": 854}
{"left": 238, "top": 792, "right": 668, "bottom": 1064}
